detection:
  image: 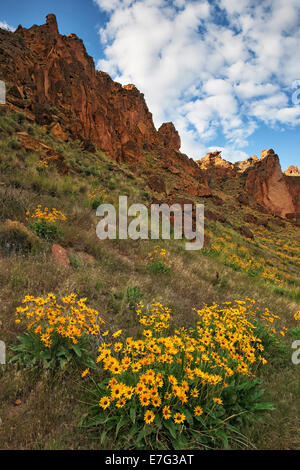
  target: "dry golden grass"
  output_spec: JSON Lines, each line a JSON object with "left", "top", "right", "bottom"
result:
{"left": 0, "top": 109, "right": 300, "bottom": 449}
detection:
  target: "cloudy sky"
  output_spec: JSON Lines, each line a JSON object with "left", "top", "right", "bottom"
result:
{"left": 1, "top": 0, "right": 300, "bottom": 168}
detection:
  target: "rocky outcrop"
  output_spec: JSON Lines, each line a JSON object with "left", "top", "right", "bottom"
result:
{"left": 196, "top": 151, "right": 237, "bottom": 180}
{"left": 157, "top": 122, "right": 181, "bottom": 151}
{"left": 52, "top": 243, "right": 70, "bottom": 267}
{"left": 236, "top": 155, "right": 258, "bottom": 173}
{"left": 285, "top": 175, "right": 300, "bottom": 215}
{"left": 284, "top": 165, "right": 300, "bottom": 176}
{"left": 1, "top": 14, "right": 299, "bottom": 215}
{"left": 0, "top": 16, "right": 157, "bottom": 163}
{"left": 0, "top": 14, "right": 211, "bottom": 195}
{"left": 244, "top": 149, "right": 296, "bottom": 218}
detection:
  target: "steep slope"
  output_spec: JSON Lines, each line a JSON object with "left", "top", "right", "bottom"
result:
{"left": 0, "top": 14, "right": 210, "bottom": 197}
{"left": 0, "top": 108, "right": 300, "bottom": 450}
{"left": 0, "top": 13, "right": 299, "bottom": 218}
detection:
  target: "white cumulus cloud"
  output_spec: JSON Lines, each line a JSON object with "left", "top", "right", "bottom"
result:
{"left": 93, "top": 0, "right": 300, "bottom": 162}
{"left": 0, "top": 20, "right": 16, "bottom": 32}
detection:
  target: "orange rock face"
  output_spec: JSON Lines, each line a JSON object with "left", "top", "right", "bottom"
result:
{"left": 0, "top": 15, "right": 158, "bottom": 163}
{"left": 157, "top": 122, "right": 181, "bottom": 151}
{"left": 284, "top": 165, "right": 300, "bottom": 176}
{"left": 236, "top": 155, "right": 258, "bottom": 173}
{"left": 1, "top": 14, "right": 298, "bottom": 217}
{"left": 245, "top": 149, "right": 296, "bottom": 217}
{"left": 0, "top": 13, "right": 210, "bottom": 195}
{"left": 196, "top": 151, "right": 237, "bottom": 180}
{"left": 285, "top": 175, "right": 300, "bottom": 214}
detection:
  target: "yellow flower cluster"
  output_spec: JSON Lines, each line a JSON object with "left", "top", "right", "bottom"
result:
{"left": 15, "top": 293, "right": 105, "bottom": 347}
{"left": 96, "top": 299, "right": 276, "bottom": 426}
{"left": 87, "top": 188, "right": 107, "bottom": 201}
{"left": 37, "top": 159, "right": 49, "bottom": 168}
{"left": 147, "top": 246, "right": 172, "bottom": 267}
{"left": 26, "top": 205, "right": 66, "bottom": 223}
{"left": 255, "top": 230, "right": 300, "bottom": 267}
{"left": 210, "top": 235, "right": 291, "bottom": 287}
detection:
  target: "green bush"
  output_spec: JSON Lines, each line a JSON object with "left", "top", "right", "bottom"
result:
{"left": 82, "top": 300, "right": 275, "bottom": 449}
{"left": 11, "top": 293, "right": 103, "bottom": 370}
{"left": 148, "top": 261, "right": 171, "bottom": 275}
{"left": 11, "top": 331, "right": 95, "bottom": 370}
{"left": 127, "top": 286, "right": 144, "bottom": 310}
{"left": 29, "top": 220, "right": 63, "bottom": 241}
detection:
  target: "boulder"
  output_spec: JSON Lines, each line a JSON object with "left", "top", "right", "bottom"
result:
{"left": 52, "top": 244, "right": 70, "bottom": 266}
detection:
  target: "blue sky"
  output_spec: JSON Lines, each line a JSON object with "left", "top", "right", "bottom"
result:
{"left": 1, "top": 0, "right": 299, "bottom": 170}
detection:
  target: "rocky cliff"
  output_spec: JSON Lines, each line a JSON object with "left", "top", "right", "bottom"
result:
{"left": 284, "top": 165, "right": 300, "bottom": 176}
{"left": 244, "top": 149, "right": 299, "bottom": 218}
{"left": 1, "top": 14, "right": 299, "bottom": 218}
{"left": 0, "top": 13, "right": 209, "bottom": 193}
{"left": 196, "top": 151, "right": 237, "bottom": 180}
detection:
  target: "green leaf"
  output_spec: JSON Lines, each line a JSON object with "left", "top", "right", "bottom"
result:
{"left": 10, "top": 344, "right": 25, "bottom": 352}
{"left": 128, "top": 424, "right": 139, "bottom": 439}
{"left": 71, "top": 344, "right": 82, "bottom": 357}
{"left": 40, "top": 350, "right": 51, "bottom": 360}
{"left": 9, "top": 353, "right": 23, "bottom": 362}
{"left": 130, "top": 407, "right": 136, "bottom": 424}
{"left": 183, "top": 408, "right": 194, "bottom": 426}
{"left": 136, "top": 425, "right": 153, "bottom": 444}
{"left": 173, "top": 434, "right": 188, "bottom": 450}
{"left": 59, "top": 358, "right": 68, "bottom": 369}
{"left": 115, "top": 415, "right": 127, "bottom": 438}
{"left": 100, "top": 430, "right": 107, "bottom": 445}
{"left": 16, "top": 334, "right": 32, "bottom": 345}
{"left": 163, "top": 420, "right": 177, "bottom": 440}
{"left": 79, "top": 413, "right": 89, "bottom": 426}
{"left": 214, "top": 430, "right": 230, "bottom": 449}
{"left": 85, "top": 357, "right": 96, "bottom": 369}
{"left": 251, "top": 402, "right": 275, "bottom": 411}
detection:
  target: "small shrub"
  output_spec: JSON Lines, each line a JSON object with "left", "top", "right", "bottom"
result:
{"left": 127, "top": 286, "right": 144, "bottom": 310}
{"left": 87, "top": 188, "right": 107, "bottom": 210}
{"left": 16, "top": 112, "right": 26, "bottom": 124}
{"left": 9, "top": 138, "right": 19, "bottom": 150}
{"left": 69, "top": 254, "right": 81, "bottom": 269}
{"left": 147, "top": 246, "right": 172, "bottom": 275}
{"left": 107, "top": 180, "right": 116, "bottom": 190}
{"left": 148, "top": 261, "right": 171, "bottom": 275}
{"left": 141, "top": 190, "right": 150, "bottom": 201}
{"left": 29, "top": 219, "right": 63, "bottom": 241}
{"left": 27, "top": 205, "right": 66, "bottom": 241}
{"left": 11, "top": 293, "right": 105, "bottom": 370}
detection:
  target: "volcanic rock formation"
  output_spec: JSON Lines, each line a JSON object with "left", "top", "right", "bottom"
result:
{"left": 244, "top": 149, "right": 297, "bottom": 218}
{"left": 196, "top": 151, "right": 237, "bottom": 180}
{"left": 0, "top": 13, "right": 210, "bottom": 196}
{"left": 284, "top": 165, "right": 300, "bottom": 176}
{"left": 1, "top": 14, "right": 299, "bottom": 217}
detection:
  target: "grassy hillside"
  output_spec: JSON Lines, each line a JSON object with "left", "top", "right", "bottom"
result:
{"left": 0, "top": 108, "right": 300, "bottom": 450}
